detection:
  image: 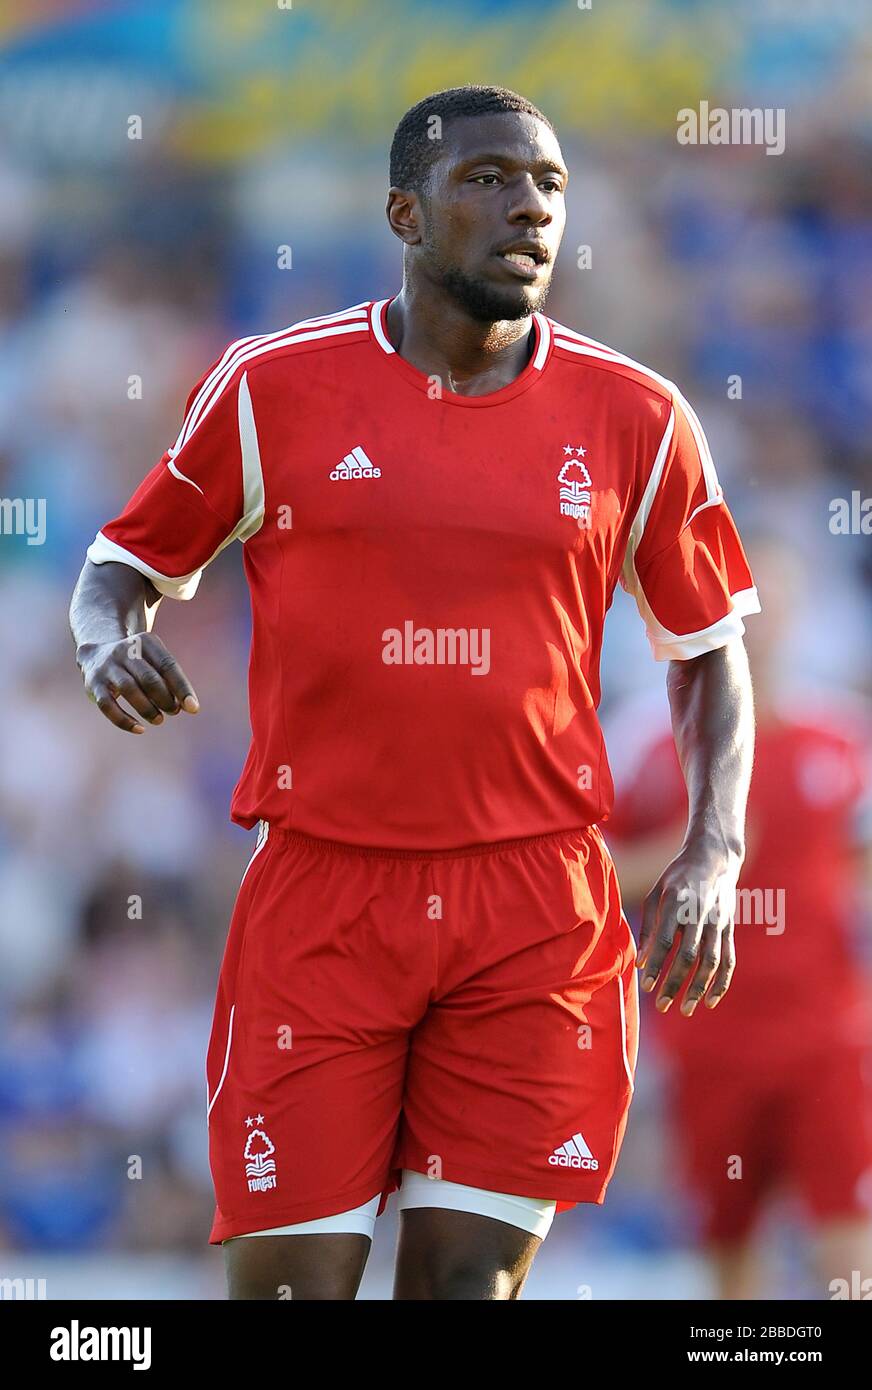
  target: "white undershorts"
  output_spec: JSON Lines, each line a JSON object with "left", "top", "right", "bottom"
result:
{"left": 225, "top": 1171, "right": 557, "bottom": 1243}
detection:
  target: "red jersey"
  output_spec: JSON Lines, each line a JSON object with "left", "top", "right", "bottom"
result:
{"left": 87, "top": 298, "right": 758, "bottom": 849}
{"left": 607, "top": 693, "right": 871, "bottom": 1059}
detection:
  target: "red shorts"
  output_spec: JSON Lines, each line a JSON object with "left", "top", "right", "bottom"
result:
{"left": 672, "top": 1045, "right": 872, "bottom": 1243}
{"left": 206, "top": 821, "right": 639, "bottom": 1244}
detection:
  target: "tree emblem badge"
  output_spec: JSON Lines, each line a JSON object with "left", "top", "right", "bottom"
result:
{"left": 558, "top": 446, "right": 592, "bottom": 527}
{"left": 243, "top": 1119, "right": 278, "bottom": 1193}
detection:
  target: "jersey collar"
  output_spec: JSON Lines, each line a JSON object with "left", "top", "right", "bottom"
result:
{"left": 369, "top": 296, "right": 553, "bottom": 407}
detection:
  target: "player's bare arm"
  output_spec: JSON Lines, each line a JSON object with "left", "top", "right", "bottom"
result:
{"left": 70, "top": 558, "right": 199, "bottom": 734}
{"left": 636, "top": 638, "right": 754, "bottom": 1016}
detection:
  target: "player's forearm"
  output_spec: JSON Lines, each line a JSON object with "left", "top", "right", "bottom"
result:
{"left": 69, "top": 559, "right": 161, "bottom": 652}
{"left": 666, "top": 639, "right": 755, "bottom": 868}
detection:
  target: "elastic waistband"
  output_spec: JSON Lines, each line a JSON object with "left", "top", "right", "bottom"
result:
{"left": 259, "top": 821, "right": 599, "bottom": 863}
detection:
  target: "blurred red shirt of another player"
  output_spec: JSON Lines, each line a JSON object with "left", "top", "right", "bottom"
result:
{"left": 607, "top": 692, "right": 871, "bottom": 1065}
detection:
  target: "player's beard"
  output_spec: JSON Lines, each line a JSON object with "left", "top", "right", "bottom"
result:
{"left": 427, "top": 250, "right": 552, "bottom": 323}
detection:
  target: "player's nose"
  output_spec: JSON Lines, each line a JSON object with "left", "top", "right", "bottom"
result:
{"left": 505, "top": 173, "right": 554, "bottom": 225}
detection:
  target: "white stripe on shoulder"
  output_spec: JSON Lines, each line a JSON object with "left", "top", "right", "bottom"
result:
{"left": 177, "top": 332, "right": 273, "bottom": 448}
{"left": 172, "top": 314, "right": 369, "bottom": 455}
{"left": 182, "top": 322, "right": 369, "bottom": 444}
{"left": 291, "top": 301, "right": 370, "bottom": 328}
{"left": 180, "top": 303, "right": 370, "bottom": 443}
{"left": 87, "top": 374, "right": 265, "bottom": 604}
{"left": 548, "top": 319, "right": 621, "bottom": 355}
{"left": 550, "top": 329, "right": 720, "bottom": 502}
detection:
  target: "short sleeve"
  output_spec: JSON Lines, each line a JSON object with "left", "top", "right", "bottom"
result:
{"left": 86, "top": 350, "right": 265, "bottom": 599}
{"left": 621, "top": 392, "right": 760, "bottom": 660}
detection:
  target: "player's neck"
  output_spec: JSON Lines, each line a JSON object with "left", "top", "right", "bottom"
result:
{"left": 385, "top": 285, "right": 535, "bottom": 397}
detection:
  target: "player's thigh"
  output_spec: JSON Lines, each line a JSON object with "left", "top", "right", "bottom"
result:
{"left": 393, "top": 1206, "right": 543, "bottom": 1300}
{"left": 225, "top": 1231, "right": 372, "bottom": 1300}
{"left": 223, "top": 1193, "right": 382, "bottom": 1299}
{"left": 394, "top": 1170, "right": 556, "bottom": 1300}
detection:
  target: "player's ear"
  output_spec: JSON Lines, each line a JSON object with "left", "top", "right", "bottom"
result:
{"left": 386, "top": 188, "right": 423, "bottom": 246}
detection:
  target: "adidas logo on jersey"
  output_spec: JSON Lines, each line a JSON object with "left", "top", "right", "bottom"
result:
{"left": 548, "top": 1132, "right": 598, "bottom": 1170}
{"left": 330, "top": 445, "right": 381, "bottom": 480}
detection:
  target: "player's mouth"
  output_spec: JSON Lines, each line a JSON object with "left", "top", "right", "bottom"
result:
{"left": 495, "top": 242, "right": 549, "bottom": 280}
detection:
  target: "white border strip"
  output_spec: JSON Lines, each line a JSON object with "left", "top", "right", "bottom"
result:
{"left": 174, "top": 321, "right": 368, "bottom": 453}
{"left": 236, "top": 371, "right": 266, "bottom": 542}
{"left": 86, "top": 532, "right": 205, "bottom": 601}
{"left": 370, "top": 298, "right": 395, "bottom": 354}
{"left": 552, "top": 334, "right": 720, "bottom": 502}
{"left": 622, "top": 405, "right": 677, "bottom": 589}
{"left": 645, "top": 592, "right": 761, "bottom": 661}
{"left": 87, "top": 368, "right": 266, "bottom": 599}
{"left": 167, "top": 459, "right": 205, "bottom": 495}
{"left": 239, "top": 819, "right": 270, "bottom": 886}
{"left": 176, "top": 305, "right": 370, "bottom": 452}
{"left": 371, "top": 299, "right": 550, "bottom": 373}
{"left": 531, "top": 313, "right": 551, "bottom": 370}
{"left": 207, "top": 1002, "right": 235, "bottom": 1119}
{"left": 618, "top": 974, "right": 637, "bottom": 1093}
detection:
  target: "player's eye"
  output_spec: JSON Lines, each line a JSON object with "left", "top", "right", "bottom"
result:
{"left": 540, "top": 178, "right": 563, "bottom": 193}
{"left": 470, "top": 173, "right": 501, "bottom": 186}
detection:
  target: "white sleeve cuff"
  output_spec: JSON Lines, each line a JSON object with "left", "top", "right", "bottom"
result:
{"left": 649, "top": 586, "right": 762, "bottom": 661}
{"left": 86, "top": 531, "right": 203, "bottom": 601}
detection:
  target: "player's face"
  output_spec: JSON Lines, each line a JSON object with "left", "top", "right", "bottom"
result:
{"left": 419, "top": 112, "right": 567, "bottom": 321}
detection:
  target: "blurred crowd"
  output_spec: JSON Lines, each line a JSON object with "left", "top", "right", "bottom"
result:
{"left": 0, "top": 3, "right": 870, "bottom": 1298}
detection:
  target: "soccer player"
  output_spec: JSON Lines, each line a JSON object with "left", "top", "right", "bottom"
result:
{"left": 69, "top": 86, "right": 759, "bottom": 1300}
{"left": 607, "top": 536, "right": 872, "bottom": 1299}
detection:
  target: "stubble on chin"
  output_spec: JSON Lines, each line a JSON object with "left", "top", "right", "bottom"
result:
{"left": 435, "top": 263, "right": 552, "bottom": 323}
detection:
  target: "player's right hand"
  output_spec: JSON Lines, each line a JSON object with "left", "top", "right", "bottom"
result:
{"left": 76, "top": 632, "right": 200, "bottom": 734}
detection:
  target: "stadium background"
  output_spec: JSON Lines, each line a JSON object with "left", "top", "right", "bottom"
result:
{"left": 0, "top": 0, "right": 869, "bottom": 1299}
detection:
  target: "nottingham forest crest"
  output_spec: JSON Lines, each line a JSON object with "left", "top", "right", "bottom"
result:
{"left": 557, "top": 446, "right": 592, "bottom": 527}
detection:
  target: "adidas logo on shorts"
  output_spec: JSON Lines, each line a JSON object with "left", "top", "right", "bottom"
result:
{"left": 548, "top": 1131, "right": 599, "bottom": 1170}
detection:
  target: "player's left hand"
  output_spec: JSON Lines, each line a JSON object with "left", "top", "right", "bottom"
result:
{"left": 636, "top": 836, "right": 741, "bottom": 1016}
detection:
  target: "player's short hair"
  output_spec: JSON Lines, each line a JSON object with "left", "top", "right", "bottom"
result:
{"left": 389, "top": 85, "right": 555, "bottom": 196}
